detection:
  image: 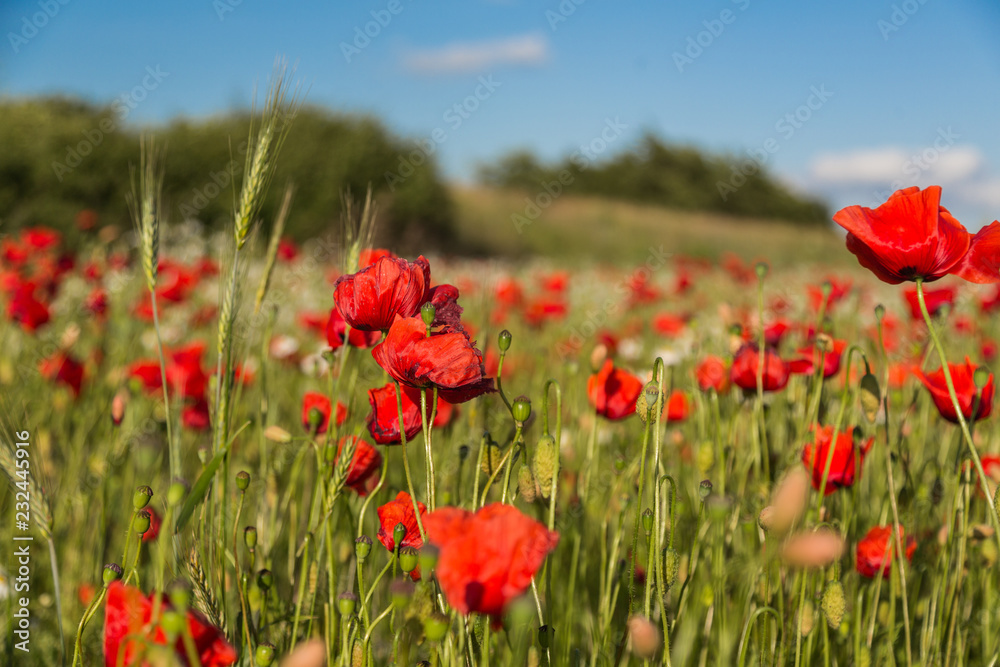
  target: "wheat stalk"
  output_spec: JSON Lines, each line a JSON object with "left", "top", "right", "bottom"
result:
{"left": 0, "top": 439, "right": 53, "bottom": 541}
{"left": 254, "top": 183, "right": 294, "bottom": 315}
{"left": 128, "top": 136, "right": 163, "bottom": 292}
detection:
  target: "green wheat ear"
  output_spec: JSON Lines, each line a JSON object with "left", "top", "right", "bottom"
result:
{"left": 128, "top": 135, "right": 164, "bottom": 293}
{"left": 341, "top": 185, "right": 379, "bottom": 276}
{"left": 234, "top": 61, "right": 302, "bottom": 251}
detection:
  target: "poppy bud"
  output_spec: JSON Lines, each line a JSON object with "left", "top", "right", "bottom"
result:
{"left": 755, "top": 262, "right": 769, "bottom": 279}
{"left": 103, "top": 563, "right": 123, "bottom": 586}
{"left": 533, "top": 434, "right": 558, "bottom": 499}
{"left": 418, "top": 544, "right": 439, "bottom": 574}
{"left": 132, "top": 485, "right": 153, "bottom": 511}
{"left": 255, "top": 643, "right": 276, "bottom": 667}
{"left": 167, "top": 479, "right": 188, "bottom": 507}
{"left": 421, "top": 302, "right": 436, "bottom": 328}
{"left": 355, "top": 535, "right": 372, "bottom": 561}
{"left": 393, "top": 523, "right": 407, "bottom": 550}
{"left": 111, "top": 390, "right": 128, "bottom": 426}
{"left": 264, "top": 425, "right": 292, "bottom": 443}
{"left": 874, "top": 304, "right": 885, "bottom": 321}
{"left": 975, "top": 366, "right": 992, "bottom": 390}
{"left": 641, "top": 508, "right": 653, "bottom": 535}
{"left": 160, "top": 610, "right": 186, "bottom": 638}
{"left": 308, "top": 407, "right": 323, "bottom": 431}
{"left": 459, "top": 444, "right": 470, "bottom": 461}
{"left": 663, "top": 548, "right": 680, "bottom": 589}
{"left": 482, "top": 440, "right": 503, "bottom": 475}
{"left": 859, "top": 372, "right": 881, "bottom": 423}
{"left": 696, "top": 442, "right": 714, "bottom": 474}
{"left": 635, "top": 382, "right": 659, "bottom": 423}
{"left": 399, "top": 546, "right": 419, "bottom": 573}
{"left": 257, "top": 569, "right": 273, "bottom": 591}
{"left": 390, "top": 579, "right": 414, "bottom": 609}
{"left": 800, "top": 600, "right": 815, "bottom": 636}
{"left": 518, "top": 465, "right": 537, "bottom": 503}
{"left": 699, "top": 479, "right": 713, "bottom": 501}
{"left": 244, "top": 526, "right": 257, "bottom": 551}
{"left": 932, "top": 477, "right": 945, "bottom": 506}
{"left": 236, "top": 470, "right": 251, "bottom": 491}
{"left": 821, "top": 580, "right": 845, "bottom": 629}
{"left": 512, "top": 395, "right": 531, "bottom": 424}
{"left": 424, "top": 612, "right": 450, "bottom": 642}
{"left": 198, "top": 447, "right": 211, "bottom": 464}
{"left": 133, "top": 509, "right": 152, "bottom": 535}
{"left": 338, "top": 591, "right": 357, "bottom": 616}
{"left": 168, "top": 579, "right": 191, "bottom": 611}
{"left": 498, "top": 329, "right": 512, "bottom": 353}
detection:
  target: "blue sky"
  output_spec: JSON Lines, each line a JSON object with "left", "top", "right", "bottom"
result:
{"left": 3, "top": 0, "right": 1000, "bottom": 225}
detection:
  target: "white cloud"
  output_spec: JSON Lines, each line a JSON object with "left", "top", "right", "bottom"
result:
{"left": 403, "top": 33, "right": 549, "bottom": 74}
{"left": 809, "top": 145, "right": 985, "bottom": 186}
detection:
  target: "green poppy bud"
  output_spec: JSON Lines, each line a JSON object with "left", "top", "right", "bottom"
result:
{"left": 498, "top": 329, "right": 512, "bottom": 353}
{"left": 133, "top": 509, "right": 151, "bottom": 535}
{"left": 424, "top": 612, "right": 450, "bottom": 642}
{"left": 255, "top": 643, "right": 276, "bottom": 667}
{"left": 393, "top": 523, "right": 407, "bottom": 551}
{"left": 975, "top": 366, "right": 992, "bottom": 390}
{"left": 859, "top": 373, "right": 881, "bottom": 424}
{"left": 235, "top": 470, "right": 251, "bottom": 491}
{"left": 538, "top": 624, "right": 552, "bottom": 649}
{"left": 257, "top": 569, "right": 273, "bottom": 591}
{"left": 167, "top": 479, "right": 188, "bottom": 507}
{"left": 167, "top": 580, "right": 191, "bottom": 611}
{"left": 755, "top": 262, "right": 769, "bottom": 279}
{"left": 399, "top": 546, "right": 419, "bottom": 573}
{"left": 390, "top": 579, "right": 414, "bottom": 609}
{"left": 418, "top": 544, "right": 439, "bottom": 574}
{"left": 160, "top": 610, "right": 186, "bottom": 638}
{"left": 512, "top": 395, "right": 531, "bottom": 424}
{"left": 132, "top": 485, "right": 153, "bottom": 511}
{"left": 103, "top": 563, "right": 123, "bottom": 586}
{"left": 338, "top": 591, "right": 357, "bottom": 616}
{"left": 355, "top": 535, "right": 372, "bottom": 561}
{"left": 421, "top": 302, "right": 436, "bottom": 327}
{"left": 699, "top": 479, "right": 713, "bottom": 501}
{"left": 641, "top": 508, "right": 653, "bottom": 535}
{"left": 244, "top": 526, "right": 257, "bottom": 551}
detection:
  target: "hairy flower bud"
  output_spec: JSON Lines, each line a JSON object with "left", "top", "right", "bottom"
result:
{"left": 663, "top": 548, "right": 680, "bottom": 590}
{"left": 821, "top": 580, "right": 846, "bottom": 629}
{"left": 533, "top": 434, "right": 558, "bottom": 499}
{"left": 518, "top": 464, "right": 537, "bottom": 503}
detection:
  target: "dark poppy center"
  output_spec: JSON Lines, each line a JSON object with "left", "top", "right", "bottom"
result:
{"left": 897, "top": 266, "right": 919, "bottom": 279}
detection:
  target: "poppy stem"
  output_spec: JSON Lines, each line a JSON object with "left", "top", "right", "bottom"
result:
{"left": 394, "top": 380, "right": 427, "bottom": 540}
{"left": 419, "top": 387, "right": 437, "bottom": 511}
{"left": 915, "top": 279, "right": 1000, "bottom": 557}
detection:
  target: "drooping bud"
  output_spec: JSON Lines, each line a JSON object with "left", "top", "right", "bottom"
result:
{"left": 512, "top": 395, "right": 531, "bottom": 425}
{"left": 481, "top": 439, "right": 503, "bottom": 476}
{"left": 663, "top": 549, "right": 680, "bottom": 590}
{"left": 859, "top": 372, "right": 881, "bottom": 423}
{"left": 399, "top": 546, "right": 419, "bottom": 574}
{"left": 459, "top": 444, "right": 470, "bottom": 461}
{"left": 420, "top": 302, "right": 436, "bottom": 328}
{"left": 518, "top": 464, "right": 537, "bottom": 503}
{"left": 236, "top": 470, "right": 251, "bottom": 492}
{"left": 533, "top": 434, "right": 558, "bottom": 499}
{"left": 244, "top": 526, "right": 258, "bottom": 551}
{"left": 355, "top": 535, "right": 372, "bottom": 562}
{"left": 132, "top": 485, "right": 153, "bottom": 511}
{"left": 264, "top": 425, "right": 292, "bottom": 443}
{"left": 133, "top": 509, "right": 152, "bottom": 535}
{"left": 103, "top": 563, "right": 124, "bottom": 586}
{"left": 538, "top": 625, "right": 552, "bottom": 649}
{"left": 255, "top": 643, "right": 276, "bottom": 667}
{"left": 635, "top": 382, "right": 659, "bottom": 423}
{"left": 821, "top": 580, "right": 846, "bottom": 629}
{"left": 498, "top": 329, "right": 512, "bottom": 353}
{"left": 874, "top": 304, "right": 885, "bottom": 321}
{"left": 257, "top": 569, "right": 273, "bottom": 591}
{"left": 338, "top": 591, "right": 357, "bottom": 616}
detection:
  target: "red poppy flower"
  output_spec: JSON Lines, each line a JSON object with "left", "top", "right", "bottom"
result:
{"left": 523, "top": 298, "right": 568, "bottom": 328}
{"left": 277, "top": 237, "right": 299, "bottom": 262}
{"left": 802, "top": 424, "right": 872, "bottom": 495}
{"left": 39, "top": 351, "right": 84, "bottom": 397}
{"left": 359, "top": 248, "right": 396, "bottom": 269}
{"left": 588, "top": 359, "right": 642, "bottom": 420}
{"left": 371, "top": 316, "right": 494, "bottom": 403}
{"left": 7, "top": 282, "right": 50, "bottom": 332}
{"left": 494, "top": 277, "right": 524, "bottom": 307}
{"left": 366, "top": 383, "right": 455, "bottom": 445}
{"left": 902, "top": 286, "right": 956, "bottom": 320}
{"left": 662, "top": 390, "right": 691, "bottom": 422}
{"left": 325, "top": 307, "right": 381, "bottom": 351}
{"left": 166, "top": 342, "right": 208, "bottom": 400}
{"left": 103, "top": 581, "right": 236, "bottom": 667}
{"left": 301, "top": 392, "right": 348, "bottom": 434}
{"left": 652, "top": 313, "right": 687, "bottom": 337}
{"left": 806, "top": 278, "right": 852, "bottom": 313}
{"left": 298, "top": 310, "right": 329, "bottom": 335}
{"left": 22, "top": 226, "right": 61, "bottom": 251}
{"left": 788, "top": 339, "right": 848, "bottom": 378}
{"left": 335, "top": 436, "right": 382, "bottom": 496}
{"left": 334, "top": 255, "right": 431, "bottom": 332}
{"left": 695, "top": 355, "right": 730, "bottom": 394}
{"left": 423, "top": 503, "right": 559, "bottom": 623}
{"left": 856, "top": 525, "right": 916, "bottom": 579}
{"left": 730, "top": 344, "right": 790, "bottom": 392}
{"left": 141, "top": 507, "right": 162, "bottom": 542}
{"left": 833, "top": 186, "right": 1000, "bottom": 284}
{"left": 914, "top": 357, "right": 993, "bottom": 423}
{"left": 377, "top": 491, "right": 426, "bottom": 552}
{"left": 181, "top": 399, "right": 211, "bottom": 431}
{"left": 539, "top": 271, "right": 569, "bottom": 293}
{"left": 85, "top": 288, "right": 108, "bottom": 318}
